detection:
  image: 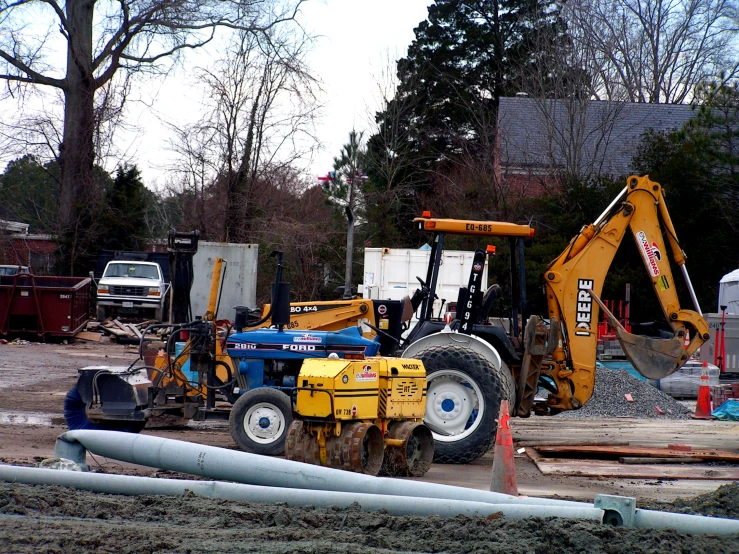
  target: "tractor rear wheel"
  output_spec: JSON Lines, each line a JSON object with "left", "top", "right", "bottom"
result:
{"left": 63, "top": 384, "right": 146, "bottom": 433}
{"left": 229, "top": 387, "right": 292, "bottom": 456}
{"left": 416, "top": 345, "right": 510, "bottom": 464}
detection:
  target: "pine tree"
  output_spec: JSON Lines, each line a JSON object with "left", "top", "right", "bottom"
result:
{"left": 365, "top": 0, "right": 569, "bottom": 243}
{"left": 101, "top": 165, "right": 151, "bottom": 252}
{"left": 379, "top": 0, "right": 567, "bottom": 161}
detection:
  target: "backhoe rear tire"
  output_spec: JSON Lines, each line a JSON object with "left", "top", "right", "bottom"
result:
{"left": 416, "top": 345, "right": 510, "bottom": 464}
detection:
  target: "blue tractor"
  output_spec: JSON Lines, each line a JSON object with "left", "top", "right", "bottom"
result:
{"left": 65, "top": 252, "right": 388, "bottom": 459}
{"left": 225, "top": 326, "right": 381, "bottom": 455}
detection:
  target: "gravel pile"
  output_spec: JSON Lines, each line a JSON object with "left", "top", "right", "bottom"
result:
{"left": 556, "top": 367, "right": 692, "bottom": 419}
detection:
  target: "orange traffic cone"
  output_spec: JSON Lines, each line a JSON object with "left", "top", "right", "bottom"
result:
{"left": 489, "top": 399, "right": 518, "bottom": 495}
{"left": 692, "top": 361, "right": 713, "bottom": 419}
{"left": 683, "top": 329, "right": 690, "bottom": 349}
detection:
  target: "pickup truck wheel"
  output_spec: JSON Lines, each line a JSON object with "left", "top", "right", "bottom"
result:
{"left": 416, "top": 345, "right": 505, "bottom": 464}
{"left": 96, "top": 306, "right": 107, "bottom": 322}
{"left": 229, "top": 388, "right": 292, "bottom": 456}
{"left": 63, "top": 384, "right": 146, "bottom": 433}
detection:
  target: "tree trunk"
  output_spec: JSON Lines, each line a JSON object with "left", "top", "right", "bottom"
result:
{"left": 226, "top": 73, "right": 266, "bottom": 243}
{"left": 59, "top": 0, "right": 96, "bottom": 274}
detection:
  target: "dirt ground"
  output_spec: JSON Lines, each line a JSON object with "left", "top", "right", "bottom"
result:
{"left": 1, "top": 340, "right": 738, "bottom": 553}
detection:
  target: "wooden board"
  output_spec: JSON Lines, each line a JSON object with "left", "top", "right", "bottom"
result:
{"left": 74, "top": 331, "right": 102, "bottom": 342}
{"left": 112, "top": 319, "right": 129, "bottom": 332}
{"left": 517, "top": 439, "right": 631, "bottom": 447}
{"left": 126, "top": 324, "right": 143, "bottom": 339}
{"left": 535, "top": 445, "right": 739, "bottom": 462}
{"left": 526, "top": 449, "right": 739, "bottom": 480}
{"left": 101, "top": 326, "right": 133, "bottom": 337}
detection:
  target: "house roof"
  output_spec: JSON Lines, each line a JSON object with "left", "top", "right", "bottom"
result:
{"left": 498, "top": 97, "right": 695, "bottom": 178}
{"left": 0, "top": 219, "right": 29, "bottom": 235}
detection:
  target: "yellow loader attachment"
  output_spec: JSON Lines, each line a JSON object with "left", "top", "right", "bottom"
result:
{"left": 589, "top": 289, "right": 687, "bottom": 379}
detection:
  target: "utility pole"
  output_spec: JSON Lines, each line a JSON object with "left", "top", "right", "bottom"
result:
{"left": 343, "top": 206, "right": 354, "bottom": 299}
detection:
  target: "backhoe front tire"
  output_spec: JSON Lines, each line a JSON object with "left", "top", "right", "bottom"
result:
{"left": 416, "top": 345, "right": 509, "bottom": 464}
{"left": 229, "top": 387, "right": 292, "bottom": 456}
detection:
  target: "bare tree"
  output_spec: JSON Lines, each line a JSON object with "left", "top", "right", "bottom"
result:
{"left": 0, "top": 0, "right": 305, "bottom": 272}
{"left": 507, "top": 27, "right": 629, "bottom": 184}
{"left": 164, "top": 122, "right": 221, "bottom": 238}
{"left": 364, "top": 51, "right": 428, "bottom": 195}
{"left": 163, "top": 24, "right": 318, "bottom": 244}
{"left": 196, "top": 28, "right": 320, "bottom": 243}
{"left": 564, "top": 0, "right": 739, "bottom": 103}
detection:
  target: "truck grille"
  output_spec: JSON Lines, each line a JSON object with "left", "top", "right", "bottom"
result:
{"left": 110, "top": 285, "right": 147, "bottom": 297}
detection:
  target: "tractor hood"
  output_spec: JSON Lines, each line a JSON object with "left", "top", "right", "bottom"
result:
{"left": 226, "top": 327, "right": 381, "bottom": 360}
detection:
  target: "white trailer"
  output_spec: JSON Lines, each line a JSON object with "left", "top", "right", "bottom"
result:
{"left": 361, "top": 247, "right": 489, "bottom": 322}
{"left": 190, "top": 242, "right": 258, "bottom": 320}
{"left": 719, "top": 268, "right": 739, "bottom": 314}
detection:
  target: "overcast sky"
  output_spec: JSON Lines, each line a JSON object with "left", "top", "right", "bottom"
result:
{"left": 0, "top": 0, "right": 431, "bottom": 187}
{"left": 296, "top": 0, "right": 431, "bottom": 179}
{"left": 136, "top": 0, "right": 434, "bottom": 186}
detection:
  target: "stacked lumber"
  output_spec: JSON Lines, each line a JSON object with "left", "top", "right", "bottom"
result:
{"left": 91, "top": 318, "right": 166, "bottom": 342}
{"left": 525, "top": 443, "right": 739, "bottom": 480}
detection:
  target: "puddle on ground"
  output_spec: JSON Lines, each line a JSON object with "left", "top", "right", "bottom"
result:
{"left": 0, "top": 411, "right": 62, "bottom": 426}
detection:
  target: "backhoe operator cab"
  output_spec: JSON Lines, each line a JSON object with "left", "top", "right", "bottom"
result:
{"left": 397, "top": 216, "right": 537, "bottom": 463}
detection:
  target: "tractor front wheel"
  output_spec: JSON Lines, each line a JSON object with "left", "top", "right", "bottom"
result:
{"left": 229, "top": 388, "right": 292, "bottom": 456}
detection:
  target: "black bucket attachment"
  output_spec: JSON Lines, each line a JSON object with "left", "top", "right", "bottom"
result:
{"left": 589, "top": 290, "right": 688, "bottom": 379}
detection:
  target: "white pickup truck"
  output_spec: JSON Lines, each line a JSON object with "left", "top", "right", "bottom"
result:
{"left": 95, "top": 260, "right": 169, "bottom": 321}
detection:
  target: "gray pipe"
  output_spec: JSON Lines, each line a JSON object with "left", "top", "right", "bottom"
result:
{"left": 634, "top": 510, "right": 739, "bottom": 535}
{"left": 0, "top": 464, "right": 604, "bottom": 521}
{"left": 55, "top": 430, "right": 589, "bottom": 508}
{"left": 54, "top": 431, "right": 739, "bottom": 535}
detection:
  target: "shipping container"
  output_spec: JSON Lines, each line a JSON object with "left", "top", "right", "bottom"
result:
{"left": 190, "top": 241, "right": 258, "bottom": 320}
{"left": 0, "top": 274, "right": 91, "bottom": 338}
{"left": 360, "top": 247, "right": 489, "bottom": 323}
{"left": 699, "top": 313, "right": 739, "bottom": 374}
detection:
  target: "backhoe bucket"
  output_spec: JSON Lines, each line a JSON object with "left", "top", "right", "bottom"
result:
{"left": 588, "top": 290, "right": 687, "bottom": 380}
{"left": 611, "top": 327, "right": 686, "bottom": 379}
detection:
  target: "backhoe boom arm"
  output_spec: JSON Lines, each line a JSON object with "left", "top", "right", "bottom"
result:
{"left": 542, "top": 175, "right": 709, "bottom": 411}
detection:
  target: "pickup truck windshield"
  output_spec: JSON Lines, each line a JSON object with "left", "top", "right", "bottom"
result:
{"left": 0, "top": 266, "right": 29, "bottom": 275}
{"left": 104, "top": 263, "right": 159, "bottom": 280}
